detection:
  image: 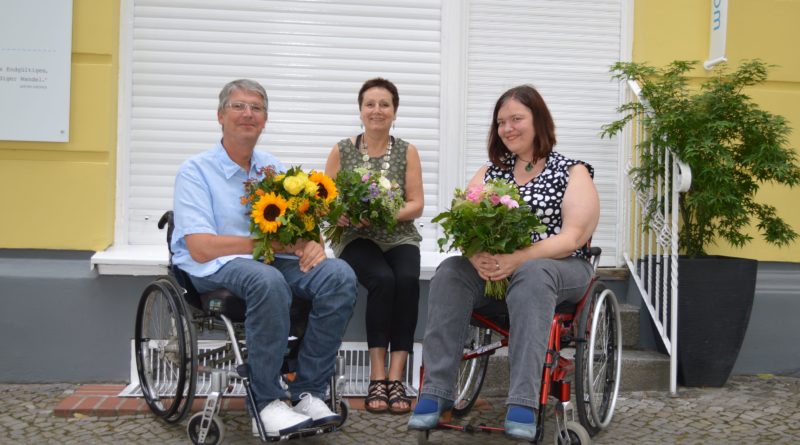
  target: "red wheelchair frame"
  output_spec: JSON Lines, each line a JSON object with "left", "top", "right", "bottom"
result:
{"left": 416, "top": 247, "right": 622, "bottom": 444}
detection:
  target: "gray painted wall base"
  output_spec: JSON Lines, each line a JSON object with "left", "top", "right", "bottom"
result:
{"left": 1, "top": 249, "right": 797, "bottom": 382}
{"left": 0, "top": 250, "right": 151, "bottom": 382}
{"left": 733, "top": 261, "right": 800, "bottom": 377}
{"left": 0, "top": 249, "right": 432, "bottom": 383}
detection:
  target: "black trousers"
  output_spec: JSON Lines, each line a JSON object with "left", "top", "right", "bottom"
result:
{"left": 339, "top": 238, "right": 420, "bottom": 352}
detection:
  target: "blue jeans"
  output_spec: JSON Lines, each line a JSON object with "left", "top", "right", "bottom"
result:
{"left": 421, "top": 256, "right": 592, "bottom": 408}
{"left": 190, "top": 257, "right": 356, "bottom": 411}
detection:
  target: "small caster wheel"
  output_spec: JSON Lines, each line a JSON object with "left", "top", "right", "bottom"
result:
{"left": 337, "top": 399, "right": 350, "bottom": 427}
{"left": 555, "top": 420, "right": 591, "bottom": 445}
{"left": 417, "top": 429, "right": 431, "bottom": 444}
{"left": 187, "top": 412, "right": 225, "bottom": 445}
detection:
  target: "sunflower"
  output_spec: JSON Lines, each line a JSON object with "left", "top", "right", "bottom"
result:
{"left": 302, "top": 214, "right": 316, "bottom": 231}
{"left": 251, "top": 192, "right": 288, "bottom": 234}
{"left": 297, "top": 198, "right": 310, "bottom": 214}
{"left": 310, "top": 171, "right": 337, "bottom": 202}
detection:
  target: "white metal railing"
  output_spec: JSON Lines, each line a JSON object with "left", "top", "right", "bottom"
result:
{"left": 620, "top": 80, "right": 691, "bottom": 394}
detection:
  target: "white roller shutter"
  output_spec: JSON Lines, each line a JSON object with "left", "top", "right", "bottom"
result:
{"left": 125, "top": 0, "right": 442, "bottom": 250}
{"left": 465, "top": 0, "right": 624, "bottom": 264}
{"left": 112, "top": 0, "right": 629, "bottom": 271}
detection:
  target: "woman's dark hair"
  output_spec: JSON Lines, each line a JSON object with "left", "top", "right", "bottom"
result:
{"left": 487, "top": 84, "right": 556, "bottom": 168}
{"left": 358, "top": 77, "right": 399, "bottom": 111}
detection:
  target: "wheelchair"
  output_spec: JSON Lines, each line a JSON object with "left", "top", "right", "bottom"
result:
{"left": 134, "top": 211, "right": 348, "bottom": 444}
{"left": 417, "top": 247, "right": 621, "bottom": 444}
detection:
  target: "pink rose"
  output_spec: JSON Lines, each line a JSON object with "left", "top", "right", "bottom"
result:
{"left": 500, "top": 195, "right": 519, "bottom": 208}
{"left": 490, "top": 194, "right": 501, "bottom": 205}
{"left": 465, "top": 184, "right": 483, "bottom": 203}
{"left": 362, "top": 173, "right": 371, "bottom": 182}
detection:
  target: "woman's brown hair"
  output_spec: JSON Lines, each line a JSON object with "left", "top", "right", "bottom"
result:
{"left": 487, "top": 85, "right": 556, "bottom": 168}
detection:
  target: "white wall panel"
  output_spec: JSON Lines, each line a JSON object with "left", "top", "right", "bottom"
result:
{"left": 465, "top": 0, "right": 624, "bottom": 264}
{"left": 126, "top": 0, "right": 442, "bottom": 248}
{"left": 118, "top": 0, "right": 626, "bottom": 265}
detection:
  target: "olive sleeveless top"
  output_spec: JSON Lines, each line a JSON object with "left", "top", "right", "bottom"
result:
{"left": 332, "top": 136, "right": 422, "bottom": 256}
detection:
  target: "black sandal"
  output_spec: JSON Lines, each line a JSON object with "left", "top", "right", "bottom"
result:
{"left": 365, "top": 380, "right": 389, "bottom": 413}
{"left": 387, "top": 380, "right": 412, "bottom": 414}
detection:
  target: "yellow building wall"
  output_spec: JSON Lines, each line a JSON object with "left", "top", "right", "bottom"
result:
{"left": 634, "top": 0, "right": 800, "bottom": 262}
{"left": 0, "top": 0, "right": 119, "bottom": 250}
{"left": 2, "top": 1, "right": 797, "bottom": 261}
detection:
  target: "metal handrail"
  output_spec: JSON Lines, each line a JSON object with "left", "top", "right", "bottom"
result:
{"left": 620, "top": 79, "right": 692, "bottom": 394}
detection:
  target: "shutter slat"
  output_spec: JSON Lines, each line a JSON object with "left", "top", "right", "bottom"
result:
{"left": 465, "top": 0, "right": 622, "bottom": 265}
{"left": 128, "top": 1, "right": 443, "bottom": 251}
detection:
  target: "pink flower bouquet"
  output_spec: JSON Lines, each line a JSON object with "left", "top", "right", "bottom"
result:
{"left": 432, "top": 178, "right": 545, "bottom": 299}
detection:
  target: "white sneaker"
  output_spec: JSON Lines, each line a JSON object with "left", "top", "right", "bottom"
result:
{"left": 293, "top": 392, "right": 342, "bottom": 427}
{"left": 258, "top": 399, "right": 313, "bottom": 437}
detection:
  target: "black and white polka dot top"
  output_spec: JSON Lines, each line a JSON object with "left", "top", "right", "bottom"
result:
{"left": 484, "top": 151, "right": 594, "bottom": 260}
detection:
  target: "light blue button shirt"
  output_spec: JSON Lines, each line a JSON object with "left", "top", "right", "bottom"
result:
{"left": 171, "top": 141, "right": 286, "bottom": 277}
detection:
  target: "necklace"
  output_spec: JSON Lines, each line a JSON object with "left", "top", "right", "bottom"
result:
{"left": 518, "top": 155, "right": 536, "bottom": 172}
{"left": 359, "top": 134, "right": 393, "bottom": 176}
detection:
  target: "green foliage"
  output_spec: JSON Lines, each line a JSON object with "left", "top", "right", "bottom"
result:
{"left": 432, "top": 178, "right": 546, "bottom": 298}
{"left": 323, "top": 167, "right": 404, "bottom": 246}
{"left": 602, "top": 59, "right": 800, "bottom": 257}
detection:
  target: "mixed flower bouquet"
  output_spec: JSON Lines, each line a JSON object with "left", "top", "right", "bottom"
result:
{"left": 323, "top": 167, "right": 405, "bottom": 246}
{"left": 242, "top": 165, "right": 338, "bottom": 263}
{"left": 432, "top": 178, "right": 546, "bottom": 299}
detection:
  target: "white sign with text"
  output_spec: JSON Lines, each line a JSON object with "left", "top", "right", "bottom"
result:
{"left": 0, "top": 0, "right": 73, "bottom": 142}
{"left": 704, "top": 0, "right": 728, "bottom": 70}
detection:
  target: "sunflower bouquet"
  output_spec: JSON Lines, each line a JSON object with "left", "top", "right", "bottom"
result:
{"left": 323, "top": 167, "right": 405, "bottom": 246}
{"left": 432, "top": 178, "right": 546, "bottom": 299}
{"left": 242, "top": 165, "right": 337, "bottom": 263}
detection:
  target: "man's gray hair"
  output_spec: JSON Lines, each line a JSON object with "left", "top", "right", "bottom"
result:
{"left": 218, "top": 79, "right": 269, "bottom": 113}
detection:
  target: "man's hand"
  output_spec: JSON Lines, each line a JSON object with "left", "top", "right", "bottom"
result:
{"left": 293, "top": 239, "right": 327, "bottom": 272}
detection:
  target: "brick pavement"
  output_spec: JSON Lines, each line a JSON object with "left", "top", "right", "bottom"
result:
{"left": 1, "top": 375, "right": 799, "bottom": 444}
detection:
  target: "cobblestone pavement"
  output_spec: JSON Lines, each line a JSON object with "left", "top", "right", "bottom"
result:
{"left": 1, "top": 375, "right": 799, "bottom": 444}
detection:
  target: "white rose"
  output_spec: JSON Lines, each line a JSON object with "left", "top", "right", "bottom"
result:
{"left": 379, "top": 176, "right": 392, "bottom": 190}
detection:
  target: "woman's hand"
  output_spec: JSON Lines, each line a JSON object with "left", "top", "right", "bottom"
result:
{"left": 468, "top": 252, "right": 498, "bottom": 281}
{"left": 338, "top": 215, "right": 369, "bottom": 228}
{"left": 469, "top": 251, "right": 525, "bottom": 282}
{"left": 486, "top": 252, "right": 523, "bottom": 281}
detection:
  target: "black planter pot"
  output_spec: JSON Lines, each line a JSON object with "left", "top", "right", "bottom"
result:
{"left": 677, "top": 256, "right": 757, "bottom": 387}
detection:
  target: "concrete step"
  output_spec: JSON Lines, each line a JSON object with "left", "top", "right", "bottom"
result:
{"left": 479, "top": 348, "right": 670, "bottom": 397}
{"left": 620, "top": 303, "right": 640, "bottom": 348}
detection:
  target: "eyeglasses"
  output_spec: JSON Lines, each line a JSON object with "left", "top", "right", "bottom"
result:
{"left": 226, "top": 101, "right": 266, "bottom": 114}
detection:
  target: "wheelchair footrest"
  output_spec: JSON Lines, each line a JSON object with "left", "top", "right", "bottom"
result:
{"left": 263, "top": 423, "right": 340, "bottom": 442}
{"left": 435, "top": 422, "right": 503, "bottom": 435}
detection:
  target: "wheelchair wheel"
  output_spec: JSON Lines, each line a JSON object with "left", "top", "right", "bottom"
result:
{"left": 187, "top": 412, "right": 225, "bottom": 445}
{"left": 555, "top": 420, "right": 591, "bottom": 445}
{"left": 452, "top": 326, "right": 492, "bottom": 417}
{"left": 575, "top": 281, "right": 622, "bottom": 436}
{"left": 163, "top": 284, "right": 197, "bottom": 424}
{"left": 135, "top": 277, "right": 196, "bottom": 423}
{"left": 336, "top": 399, "right": 349, "bottom": 427}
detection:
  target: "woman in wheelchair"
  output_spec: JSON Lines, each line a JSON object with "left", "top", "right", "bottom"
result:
{"left": 407, "top": 84, "right": 600, "bottom": 441}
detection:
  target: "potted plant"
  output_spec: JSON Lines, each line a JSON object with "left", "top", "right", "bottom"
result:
{"left": 602, "top": 59, "right": 800, "bottom": 386}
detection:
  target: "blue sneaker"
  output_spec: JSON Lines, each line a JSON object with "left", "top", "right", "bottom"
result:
{"left": 504, "top": 405, "right": 536, "bottom": 441}
{"left": 407, "top": 396, "right": 452, "bottom": 430}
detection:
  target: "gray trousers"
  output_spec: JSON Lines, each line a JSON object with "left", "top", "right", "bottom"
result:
{"left": 421, "top": 255, "right": 592, "bottom": 408}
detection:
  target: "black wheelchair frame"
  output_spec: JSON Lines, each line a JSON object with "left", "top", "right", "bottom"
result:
{"left": 134, "top": 211, "right": 347, "bottom": 444}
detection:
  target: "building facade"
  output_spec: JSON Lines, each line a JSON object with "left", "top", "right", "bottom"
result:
{"left": 1, "top": 0, "right": 798, "bottom": 381}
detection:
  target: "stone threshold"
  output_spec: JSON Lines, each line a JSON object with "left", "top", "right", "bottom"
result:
{"left": 54, "top": 384, "right": 491, "bottom": 418}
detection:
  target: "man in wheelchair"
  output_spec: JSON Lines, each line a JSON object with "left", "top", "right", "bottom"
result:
{"left": 171, "top": 79, "right": 357, "bottom": 438}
